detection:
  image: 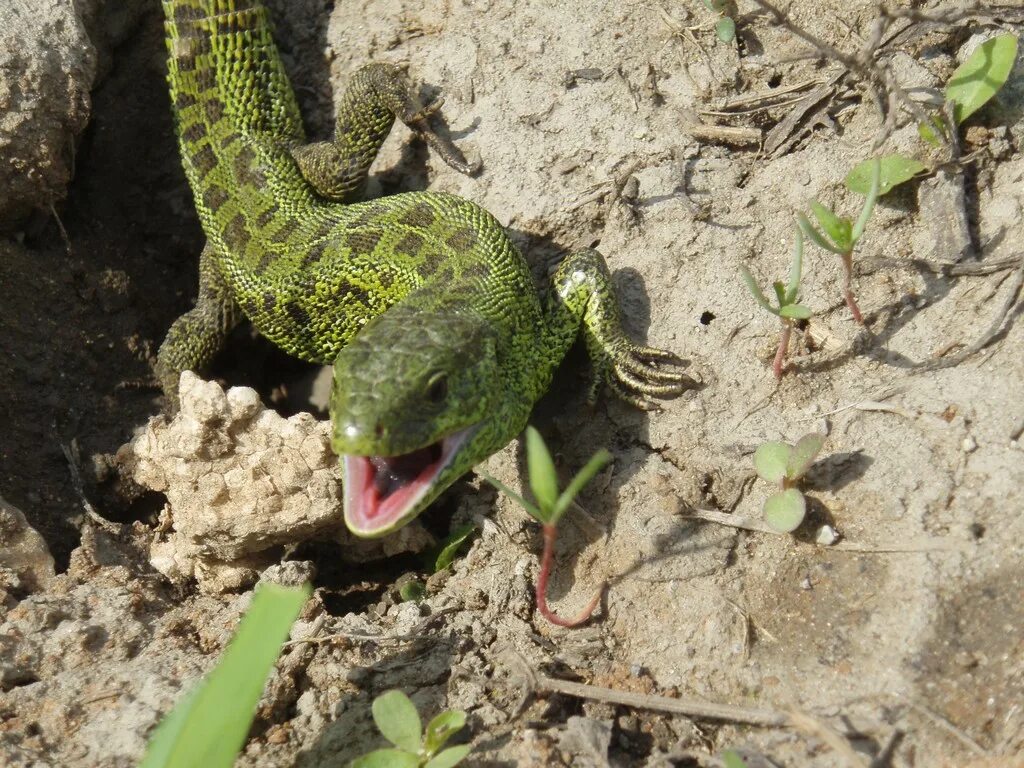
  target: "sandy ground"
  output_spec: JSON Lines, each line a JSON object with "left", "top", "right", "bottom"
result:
{"left": 2, "top": 1, "right": 1023, "bottom": 766}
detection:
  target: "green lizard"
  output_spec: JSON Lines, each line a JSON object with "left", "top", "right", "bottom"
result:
{"left": 157, "top": 0, "right": 695, "bottom": 537}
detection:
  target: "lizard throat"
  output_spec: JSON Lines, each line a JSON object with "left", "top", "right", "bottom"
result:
{"left": 343, "top": 426, "right": 476, "bottom": 536}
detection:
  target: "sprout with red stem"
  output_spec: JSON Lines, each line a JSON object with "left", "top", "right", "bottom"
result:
{"left": 740, "top": 224, "right": 811, "bottom": 380}
{"left": 480, "top": 427, "right": 611, "bottom": 628}
{"left": 798, "top": 157, "right": 881, "bottom": 325}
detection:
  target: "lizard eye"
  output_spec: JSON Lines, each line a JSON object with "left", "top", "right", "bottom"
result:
{"left": 426, "top": 372, "right": 448, "bottom": 404}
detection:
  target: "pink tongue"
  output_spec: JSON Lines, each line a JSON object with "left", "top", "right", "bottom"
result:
{"left": 347, "top": 445, "right": 444, "bottom": 530}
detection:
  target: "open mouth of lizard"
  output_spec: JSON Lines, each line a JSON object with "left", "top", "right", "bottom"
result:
{"left": 343, "top": 425, "right": 477, "bottom": 536}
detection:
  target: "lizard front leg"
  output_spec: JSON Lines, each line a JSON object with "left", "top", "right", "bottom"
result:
{"left": 543, "top": 248, "right": 697, "bottom": 409}
{"left": 291, "top": 62, "right": 477, "bottom": 202}
{"left": 155, "top": 243, "right": 241, "bottom": 411}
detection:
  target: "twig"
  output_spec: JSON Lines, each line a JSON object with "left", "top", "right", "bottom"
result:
{"left": 535, "top": 673, "right": 788, "bottom": 726}
{"left": 858, "top": 254, "right": 1021, "bottom": 278}
{"left": 748, "top": 0, "right": 934, "bottom": 146}
{"left": 913, "top": 250, "right": 1024, "bottom": 372}
{"left": 685, "top": 507, "right": 966, "bottom": 553}
{"left": 908, "top": 701, "right": 987, "bottom": 756}
{"left": 49, "top": 203, "right": 73, "bottom": 258}
{"left": 787, "top": 710, "right": 870, "bottom": 767}
{"left": 60, "top": 440, "right": 120, "bottom": 532}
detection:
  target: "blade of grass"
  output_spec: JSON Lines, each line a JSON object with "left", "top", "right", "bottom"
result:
{"left": 851, "top": 158, "right": 880, "bottom": 243}
{"left": 140, "top": 583, "right": 310, "bottom": 768}
{"left": 526, "top": 426, "right": 559, "bottom": 515}
{"left": 551, "top": 449, "right": 612, "bottom": 523}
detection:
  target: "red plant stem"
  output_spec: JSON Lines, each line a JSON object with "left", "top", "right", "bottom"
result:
{"left": 841, "top": 251, "right": 863, "bottom": 324}
{"left": 535, "top": 524, "right": 602, "bottom": 628}
{"left": 773, "top": 320, "right": 792, "bottom": 380}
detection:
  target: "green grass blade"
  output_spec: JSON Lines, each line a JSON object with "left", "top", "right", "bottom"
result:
{"left": 948, "top": 33, "right": 1019, "bottom": 124}
{"left": 526, "top": 426, "right": 559, "bottom": 515}
{"left": 478, "top": 470, "right": 542, "bottom": 521}
{"left": 551, "top": 449, "right": 613, "bottom": 524}
{"left": 739, "top": 265, "right": 778, "bottom": 315}
{"left": 784, "top": 224, "right": 804, "bottom": 304}
{"left": 851, "top": 158, "right": 880, "bottom": 244}
{"left": 140, "top": 583, "right": 310, "bottom": 768}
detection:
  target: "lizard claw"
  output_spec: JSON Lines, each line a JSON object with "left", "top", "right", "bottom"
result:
{"left": 590, "top": 341, "right": 699, "bottom": 410}
{"left": 403, "top": 95, "right": 482, "bottom": 177}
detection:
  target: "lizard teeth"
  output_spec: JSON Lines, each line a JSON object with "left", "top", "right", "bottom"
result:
{"left": 343, "top": 426, "right": 474, "bottom": 536}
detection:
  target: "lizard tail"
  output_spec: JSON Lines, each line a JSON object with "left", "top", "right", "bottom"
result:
{"left": 161, "top": 0, "right": 317, "bottom": 270}
{"left": 162, "top": 0, "right": 305, "bottom": 144}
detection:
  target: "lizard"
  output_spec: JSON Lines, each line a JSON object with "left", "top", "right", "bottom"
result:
{"left": 156, "top": 0, "right": 696, "bottom": 537}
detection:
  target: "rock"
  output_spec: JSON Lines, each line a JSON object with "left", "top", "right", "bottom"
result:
{"left": 0, "top": 1, "right": 97, "bottom": 227}
{"left": 119, "top": 372, "right": 431, "bottom": 593}
{"left": 0, "top": 493, "right": 55, "bottom": 594}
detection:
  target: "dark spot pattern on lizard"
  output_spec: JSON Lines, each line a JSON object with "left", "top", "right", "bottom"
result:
{"left": 399, "top": 202, "right": 435, "bottom": 228}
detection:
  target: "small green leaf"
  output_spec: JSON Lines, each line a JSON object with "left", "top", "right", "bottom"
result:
{"left": 809, "top": 201, "right": 851, "bottom": 250}
{"left": 947, "top": 33, "right": 1019, "bottom": 124}
{"left": 918, "top": 115, "right": 947, "bottom": 146}
{"left": 845, "top": 154, "right": 926, "bottom": 196}
{"left": 786, "top": 433, "right": 825, "bottom": 480}
{"left": 771, "top": 280, "right": 787, "bottom": 307}
{"left": 739, "top": 266, "right": 779, "bottom": 316}
{"left": 428, "top": 524, "right": 477, "bottom": 573}
{"left": 551, "top": 448, "right": 612, "bottom": 524}
{"left": 778, "top": 304, "right": 811, "bottom": 320}
{"left": 526, "top": 426, "right": 559, "bottom": 516}
{"left": 797, "top": 213, "right": 846, "bottom": 256}
{"left": 398, "top": 581, "right": 425, "bottom": 603}
{"left": 372, "top": 691, "right": 422, "bottom": 753}
{"left": 763, "top": 488, "right": 807, "bottom": 533}
{"left": 351, "top": 749, "right": 421, "bottom": 768}
{"left": 715, "top": 16, "right": 736, "bottom": 43}
{"left": 753, "top": 442, "right": 791, "bottom": 484}
{"left": 424, "top": 711, "right": 467, "bottom": 754}
{"left": 721, "top": 750, "right": 749, "bottom": 768}
{"left": 425, "top": 745, "right": 472, "bottom": 768}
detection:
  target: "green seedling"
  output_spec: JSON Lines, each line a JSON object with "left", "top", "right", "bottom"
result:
{"left": 739, "top": 224, "right": 811, "bottom": 379}
{"left": 753, "top": 434, "right": 825, "bottom": 533}
{"left": 700, "top": 0, "right": 737, "bottom": 43}
{"left": 799, "top": 158, "right": 880, "bottom": 325}
{"left": 141, "top": 582, "right": 310, "bottom": 768}
{"left": 352, "top": 690, "right": 470, "bottom": 768}
{"left": 480, "top": 426, "right": 611, "bottom": 628}
{"left": 422, "top": 523, "right": 477, "bottom": 574}
{"left": 721, "top": 751, "right": 750, "bottom": 768}
{"left": 846, "top": 34, "right": 1019, "bottom": 196}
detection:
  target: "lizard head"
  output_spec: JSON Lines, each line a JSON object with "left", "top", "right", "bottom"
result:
{"left": 330, "top": 308, "right": 504, "bottom": 537}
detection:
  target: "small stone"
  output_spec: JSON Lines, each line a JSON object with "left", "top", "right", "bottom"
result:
{"left": 227, "top": 386, "right": 262, "bottom": 424}
{"left": 962, "top": 435, "right": 978, "bottom": 453}
{"left": 815, "top": 525, "right": 839, "bottom": 546}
